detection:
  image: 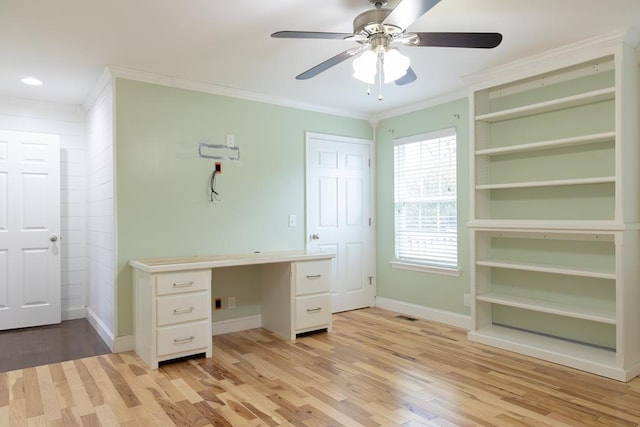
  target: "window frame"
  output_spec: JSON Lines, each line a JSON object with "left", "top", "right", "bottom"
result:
{"left": 391, "top": 127, "right": 460, "bottom": 276}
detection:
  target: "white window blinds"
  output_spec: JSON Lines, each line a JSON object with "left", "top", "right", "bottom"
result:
{"left": 394, "top": 128, "right": 457, "bottom": 269}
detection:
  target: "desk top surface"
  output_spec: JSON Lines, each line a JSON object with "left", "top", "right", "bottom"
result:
{"left": 130, "top": 249, "right": 335, "bottom": 273}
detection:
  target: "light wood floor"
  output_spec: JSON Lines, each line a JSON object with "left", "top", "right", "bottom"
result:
{"left": 2, "top": 308, "right": 640, "bottom": 426}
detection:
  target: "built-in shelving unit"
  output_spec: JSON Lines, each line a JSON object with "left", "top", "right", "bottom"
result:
{"left": 467, "top": 31, "right": 640, "bottom": 381}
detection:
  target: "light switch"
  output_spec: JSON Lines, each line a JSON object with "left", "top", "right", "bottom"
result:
{"left": 288, "top": 214, "right": 296, "bottom": 228}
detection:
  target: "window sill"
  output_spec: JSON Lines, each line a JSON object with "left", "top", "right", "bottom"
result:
{"left": 390, "top": 261, "right": 461, "bottom": 277}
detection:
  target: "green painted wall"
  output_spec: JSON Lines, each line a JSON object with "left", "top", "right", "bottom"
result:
{"left": 375, "top": 98, "right": 471, "bottom": 314}
{"left": 115, "top": 78, "right": 372, "bottom": 336}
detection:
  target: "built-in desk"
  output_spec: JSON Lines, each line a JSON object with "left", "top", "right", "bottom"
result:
{"left": 130, "top": 250, "right": 335, "bottom": 368}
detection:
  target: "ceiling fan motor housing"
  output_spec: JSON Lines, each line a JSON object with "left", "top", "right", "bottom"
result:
{"left": 353, "top": 8, "right": 404, "bottom": 41}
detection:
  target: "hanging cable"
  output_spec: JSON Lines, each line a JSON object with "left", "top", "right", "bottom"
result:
{"left": 210, "top": 169, "right": 220, "bottom": 203}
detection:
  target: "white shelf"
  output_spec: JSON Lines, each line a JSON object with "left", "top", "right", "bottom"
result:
{"left": 476, "top": 259, "right": 616, "bottom": 280}
{"left": 468, "top": 326, "right": 627, "bottom": 380}
{"left": 476, "top": 292, "right": 616, "bottom": 324}
{"left": 476, "top": 176, "right": 615, "bottom": 190}
{"left": 475, "top": 87, "right": 615, "bottom": 123}
{"left": 467, "top": 220, "right": 624, "bottom": 231}
{"left": 475, "top": 131, "right": 615, "bottom": 156}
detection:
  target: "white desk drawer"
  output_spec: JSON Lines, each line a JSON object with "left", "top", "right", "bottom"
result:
{"left": 295, "top": 294, "right": 331, "bottom": 331}
{"left": 157, "top": 292, "right": 209, "bottom": 326}
{"left": 157, "top": 321, "right": 210, "bottom": 356}
{"left": 294, "top": 260, "right": 331, "bottom": 296}
{"left": 156, "top": 270, "right": 210, "bottom": 296}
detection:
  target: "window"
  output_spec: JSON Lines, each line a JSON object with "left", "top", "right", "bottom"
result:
{"left": 393, "top": 128, "right": 457, "bottom": 270}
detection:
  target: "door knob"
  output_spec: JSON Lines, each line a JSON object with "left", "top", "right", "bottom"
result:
{"left": 311, "top": 233, "right": 320, "bottom": 240}
{"left": 50, "top": 235, "right": 58, "bottom": 242}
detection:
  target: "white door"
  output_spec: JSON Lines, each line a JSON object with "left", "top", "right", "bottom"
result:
{"left": 306, "top": 132, "right": 374, "bottom": 313}
{"left": 0, "top": 130, "right": 61, "bottom": 330}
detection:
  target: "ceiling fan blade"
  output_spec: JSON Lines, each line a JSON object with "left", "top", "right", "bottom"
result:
{"left": 271, "top": 31, "right": 353, "bottom": 40}
{"left": 296, "top": 50, "right": 355, "bottom": 80}
{"left": 395, "top": 66, "right": 417, "bottom": 86}
{"left": 383, "top": 0, "right": 442, "bottom": 32}
{"left": 406, "top": 32, "right": 503, "bottom": 48}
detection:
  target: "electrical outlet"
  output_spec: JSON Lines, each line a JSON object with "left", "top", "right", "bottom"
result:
{"left": 228, "top": 296, "right": 236, "bottom": 309}
{"left": 463, "top": 294, "right": 471, "bottom": 307}
{"left": 288, "top": 214, "right": 296, "bottom": 228}
{"left": 215, "top": 162, "right": 222, "bottom": 173}
{"left": 214, "top": 297, "right": 222, "bottom": 310}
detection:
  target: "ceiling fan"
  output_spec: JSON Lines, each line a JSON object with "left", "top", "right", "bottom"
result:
{"left": 271, "top": 0, "right": 502, "bottom": 92}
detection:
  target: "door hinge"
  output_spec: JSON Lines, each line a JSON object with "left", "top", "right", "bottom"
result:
{"left": 368, "top": 218, "right": 371, "bottom": 226}
{"left": 368, "top": 158, "right": 371, "bottom": 168}
{"left": 368, "top": 276, "right": 374, "bottom": 285}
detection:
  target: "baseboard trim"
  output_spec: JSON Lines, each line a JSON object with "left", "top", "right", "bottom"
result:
{"left": 375, "top": 297, "right": 471, "bottom": 330}
{"left": 112, "top": 335, "right": 135, "bottom": 353}
{"left": 86, "top": 307, "right": 116, "bottom": 352}
{"left": 62, "top": 306, "right": 87, "bottom": 321}
{"left": 212, "top": 315, "right": 262, "bottom": 336}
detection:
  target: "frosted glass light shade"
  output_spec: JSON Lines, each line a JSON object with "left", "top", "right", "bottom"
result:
{"left": 383, "top": 49, "right": 410, "bottom": 83}
{"left": 352, "top": 50, "right": 377, "bottom": 84}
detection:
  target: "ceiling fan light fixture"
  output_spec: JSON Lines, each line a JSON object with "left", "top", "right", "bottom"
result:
{"left": 352, "top": 49, "right": 378, "bottom": 84}
{"left": 382, "top": 48, "right": 410, "bottom": 83}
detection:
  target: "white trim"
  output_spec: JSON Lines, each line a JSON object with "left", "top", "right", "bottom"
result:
{"left": 61, "top": 306, "right": 87, "bottom": 321}
{"left": 390, "top": 261, "right": 461, "bottom": 277}
{"left": 212, "top": 315, "right": 262, "bottom": 336}
{"left": 393, "top": 127, "right": 456, "bottom": 146}
{"left": 375, "top": 297, "right": 471, "bottom": 329}
{"left": 108, "top": 66, "right": 369, "bottom": 120}
{"left": 112, "top": 335, "right": 135, "bottom": 353}
{"left": 86, "top": 306, "right": 116, "bottom": 352}
{"left": 376, "top": 88, "right": 468, "bottom": 121}
{"left": 464, "top": 29, "right": 637, "bottom": 91}
{"left": 83, "top": 67, "right": 113, "bottom": 111}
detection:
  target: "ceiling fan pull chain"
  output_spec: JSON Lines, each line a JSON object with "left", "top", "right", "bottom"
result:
{"left": 378, "top": 53, "right": 383, "bottom": 101}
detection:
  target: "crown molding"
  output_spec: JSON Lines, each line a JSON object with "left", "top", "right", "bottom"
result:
{"left": 107, "top": 66, "right": 370, "bottom": 121}
{"left": 463, "top": 28, "right": 638, "bottom": 90}
{"left": 374, "top": 87, "right": 468, "bottom": 121}
{"left": 83, "top": 67, "right": 114, "bottom": 112}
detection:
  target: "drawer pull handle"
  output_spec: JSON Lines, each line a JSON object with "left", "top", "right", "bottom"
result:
{"left": 173, "top": 306, "right": 195, "bottom": 314}
{"left": 307, "top": 307, "right": 322, "bottom": 313}
{"left": 172, "top": 281, "right": 194, "bottom": 288}
{"left": 306, "top": 274, "right": 322, "bottom": 280}
{"left": 174, "top": 336, "right": 195, "bottom": 344}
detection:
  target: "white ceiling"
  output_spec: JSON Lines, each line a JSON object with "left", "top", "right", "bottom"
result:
{"left": 1, "top": 0, "right": 639, "bottom": 117}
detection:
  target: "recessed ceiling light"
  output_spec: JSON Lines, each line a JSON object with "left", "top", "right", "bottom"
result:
{"left": 21, "top": 77, "right": 44, "bottom": 86}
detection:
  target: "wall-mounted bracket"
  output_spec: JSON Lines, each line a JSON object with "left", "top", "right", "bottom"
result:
{"left": 198, "top": 143, "right": 240, "bottom": 161}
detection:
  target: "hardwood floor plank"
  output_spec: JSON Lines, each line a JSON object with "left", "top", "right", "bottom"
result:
{"left": 191, "top": 400, "right": 234, "bottom": 427}
{"left": 72, "top": 360, "right": 104, "bottom": 408}
{"left": 79, "top": 412, "right": 100, "bottom": 427}
{"left": 303, "top": 386, "right": 378, "bottom": 427}
{"left": 0, "top": 371, "right": 8, "bottom": 408}
{"left": 93, "top": 404, "right": 121, "bottom": 426}
{"left": 9, "top": 396, "right": 26, "bottom": 426}
{"left": 61, "top": 360, "right": 96, "bottom": 417}
{"left": 86, "top": 358, "right": 137, "bottom": 424}
{"left": 96, "top": 357, "right": 141, "bottom": 409}
{"left": 0, "top": 405, "right": 8, "bottom": 426}
{"left": 35, "top": 365, "right": 62, "bottom": 423}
